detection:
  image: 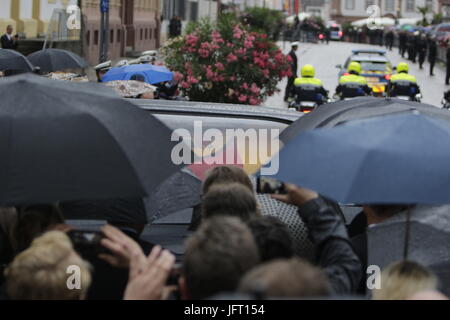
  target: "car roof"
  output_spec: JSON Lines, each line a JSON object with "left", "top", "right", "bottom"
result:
{"left": 351, "top": 55, "right": 389, "bottom": 63}
{"left": 129, "top": 99, "right": 302, "bottom": 124}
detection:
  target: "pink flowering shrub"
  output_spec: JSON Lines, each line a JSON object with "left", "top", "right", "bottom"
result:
{"left": 162, "top": 18, "right": 292, "bottom": 105}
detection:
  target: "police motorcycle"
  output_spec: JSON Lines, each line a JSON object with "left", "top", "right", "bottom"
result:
{"left": 288, "top": 84, "right": 330, "bottom": 113}
{"left": 332, "top": 83, "right": 370, "bottom": 101}
{"left": 387, "top": 80, "right": 422, "bottom": 102}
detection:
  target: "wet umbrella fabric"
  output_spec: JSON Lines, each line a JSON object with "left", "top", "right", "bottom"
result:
{"left": 280, "top": 97, "right": 450, "bottom": 143}
{"left": 101, "top": 64, "right": 173, "bottom": 85}
{"left": 368, "top": 205, "right": 450, "bottom": 296}
{"left": 27, "top": 48, "right": 88, "bottom": 73}
{"left": 264, "top": 113, "right": 450, "bottom": 205}
{"left": 61, "top": 198, "right": 148, "bottom": 225}
{"left": 0, "top": 49, "right": 34, "bottom": 72}
{"left": 0, "top": 74, "right": 179, "bottom": 206}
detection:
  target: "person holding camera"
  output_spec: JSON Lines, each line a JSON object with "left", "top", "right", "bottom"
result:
{"left": 1, "top": 25, "right": 18, "bottom": 50}
{"left": 271, "top": 184, "right": 362, "bottom": 295}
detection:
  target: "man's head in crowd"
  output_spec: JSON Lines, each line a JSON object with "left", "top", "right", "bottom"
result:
{"left": 180, "top": 216, "right": 260, "bottom": 299}
{"left": 201, "top": 183, "right": 259, "bottom": 222}
{"left": 202, "top": 166, "right": 253, "bottom": 195}
{"left": 5, "top": 231, "right": 92, "bottom": 300}
{"left": 246, "top": 216, "right": 294, "bottom": 262}
{"left": 239, "top": 258, "right": 330, "bottom": 298}
{"left": 14, "top": 204, "right": 65, "bottom": 253}
{"left": 6, "top": 25, "right": 13, "bottom": 35}
{"left": 372, "top": 260, "right": 438, "bottom": 300}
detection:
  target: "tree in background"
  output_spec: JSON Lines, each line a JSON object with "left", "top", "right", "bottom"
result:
{"left": 431, "top": 13, "right": 443, "bottom": 25}
{"left": 416, "top": 6, "right": 430, "bottom": 26}
{"left": 162, "top": 15, "right": 292, "bottom": 105}
{"left": 241, "top": 7, "right": 285, "bottom": 41}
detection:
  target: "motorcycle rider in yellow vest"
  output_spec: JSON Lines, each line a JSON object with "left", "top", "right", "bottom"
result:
{"left": 292, "top": 64, "right": 329, "bottom": 105}
{"left": 335, "top": 61, "right": 372, "bottom": 99}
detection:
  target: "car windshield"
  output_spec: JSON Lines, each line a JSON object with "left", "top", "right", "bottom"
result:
{"left": 356, "top": 61, "right": 388, "bottom": 72}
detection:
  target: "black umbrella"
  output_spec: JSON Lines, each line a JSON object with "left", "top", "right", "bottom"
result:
{"left": 61, "top": 198, "right": 148, "bottom": 225}
{"left": 368, "top": 205, "right": 450, "bottom": 296}
{"left": 0, "top": 49, "right": 34, "bottom": 72}
{"left": 280, "top": 97, "right": 450, "bottom": 143}
{"left": 27, "top": 48, "right": 88, "bottom": 73}
{"left": 0, "top": 74, "right": 179, "bottom": 206}
{"left": 145, "top": 169, "right": 203, "bottom": 222}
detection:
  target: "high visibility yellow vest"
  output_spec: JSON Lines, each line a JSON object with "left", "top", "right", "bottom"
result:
{"left": 339, "top": 74, "right": 368, "bottom": 85}
{"left": 294, "top": 77, "right": 323, "bottom": 86}
{"left": 390, "top": 72, "right": 417, "bottom": 83}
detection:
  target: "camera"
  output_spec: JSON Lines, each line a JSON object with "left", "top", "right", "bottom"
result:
{"left": 256, "top": 177, "right": 287, "bottom": 195}
{"left": 68, "top": 230, "right": 108, "bottom": 256}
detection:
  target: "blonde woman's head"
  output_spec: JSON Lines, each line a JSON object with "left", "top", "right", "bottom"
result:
{"left": 5, "top": 231, "right": 91, "bottom": 300}
{"left": 373, "top": 260, "right": 437, "bottom": 300}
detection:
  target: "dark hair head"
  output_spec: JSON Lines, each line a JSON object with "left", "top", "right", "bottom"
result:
{"left": 14, "top": 204, "right": 64, "bottom": 252}
{"left": 202, "top": 166, "right": 253, "bottom": 195}
{"left": 201, "top": 182, "right": 259, "bottom": 222}
{"left": 183, "top": 216, "right": 260, "bottom": 299}
{"left": 239, "top": 258, "right": 330, "bottom": 298}
{"left": 246, "top": 216, "right": 294, "bottom": 262}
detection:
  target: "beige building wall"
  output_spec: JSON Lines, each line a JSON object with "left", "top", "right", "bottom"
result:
{"left": 0, "top": 0, "right": 16, "bottom": 36}
{"left": 0, "top": 0, "right": 77, "bottom": 38}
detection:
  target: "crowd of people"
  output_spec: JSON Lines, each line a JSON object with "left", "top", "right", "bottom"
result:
{"left": 0, "top": 165, "right": 448, "bottom": 300}
{"left": 345, "top": 27, "right": 450, "bottom": 85}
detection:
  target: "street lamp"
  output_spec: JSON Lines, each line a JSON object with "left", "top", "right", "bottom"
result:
{"left": 99, "top": 0, "right": 110, "bottom": 63}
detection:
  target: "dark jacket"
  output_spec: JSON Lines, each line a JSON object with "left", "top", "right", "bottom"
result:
{"left": 347, "top": 211, "right": 368, "bottom": 295}
{"left": 428, "top": 41, "right": 437, "bottom": 61}
{"left": 298, "top": 198, "right": 362, "bottom": 295}
{"left": 288, "top": 50, "right": 298, "bottom": 77}
{"left": 1, "top": 34, "right": 17, "bottom": 49}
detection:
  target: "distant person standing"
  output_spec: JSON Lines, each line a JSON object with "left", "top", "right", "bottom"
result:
{"left": 1, "top": 25, "right": 18, "bottom": 49}
{"left": 284, "top": 42, "right": 299, "bottom": 102}
{"left": 385, "top": 30, "right": 394, "bottom": 51}
{"left": 169, "top": 16, "right": 182, "bottom": 38}
{"left": 446, "top": 41, "right": 450, "bottom": 85}
{"left": 417, "top": 34, "right": 427, "bottom": 69}
{"left": 428, "top": 36, "right": 437, "bottom": 76}
{"left": 399, "top": 31, "right": 407, "bottom": 57}
{"left": 325, "top": 27, "right": 330, "bottom": 44}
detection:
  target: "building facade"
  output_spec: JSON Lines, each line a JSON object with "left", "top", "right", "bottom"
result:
{"left": 439, "top": 0, "right": 450, "bottom": 20}
{"left": 160, "top": 0, "right": 219, "bottom": 42}
{"left": 0, "top": 0, "right": 162, "bottom": 65}
{"left": 331, "top": 0, "right": 440, "bottom": 23}
{"left": 82, "top": 0, "right": 161, "bottom": 65}
{"left": 301, "top": 0, "right": 333, "bottom": 21}
{"left": 0, "top": 0, "right": 78, "bottom": 39}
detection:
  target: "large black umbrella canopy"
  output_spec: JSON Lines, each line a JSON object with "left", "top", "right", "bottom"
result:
{"left": 0, "top": 49, "right": 34, "bottom": 72}
{"left": 27, "top": 48, "right": 88, "bottom": 73}
{"left": 61, "top": 198, "right": 148, "bottom": 225}
{"left": 0, "top": 74, "right": 179, "bottom": 205}
{"left": 280, "top": 97, "right": 450, "bottom": 143}
{"left": 368, "top": 206, "right": 450, "bottom": 296}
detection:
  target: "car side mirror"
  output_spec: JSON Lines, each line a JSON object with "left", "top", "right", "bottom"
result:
{"left": 336, "top": 64, "right": 342, "bottom": 69}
